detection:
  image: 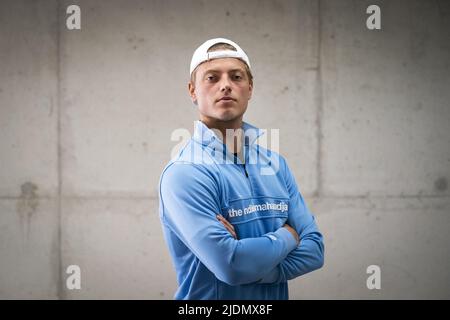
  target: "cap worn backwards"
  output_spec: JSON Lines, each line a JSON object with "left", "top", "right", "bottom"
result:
{"left": 189, "top": 38, "right": 251, "bottom": 76}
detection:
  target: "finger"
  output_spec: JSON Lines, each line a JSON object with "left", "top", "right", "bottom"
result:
{"left": 226, "top": 226, "right": 237, "bottom": 239}
{"left": 219, "top": 219, "right": 236, "bottom": 238}
{"left": 224, "top": 224, "right": 237, "bottom": 238}
{"left": 217, "top": 215, "right": 235, "bottom": 232}
{"left": 217, "top": 215, "right": 237, "bottom": 239}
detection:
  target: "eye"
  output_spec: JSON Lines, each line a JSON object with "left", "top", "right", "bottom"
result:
{"left": 205, "top": 75, "right": 217, "bottom": 82}
{"left": 233, "top": 74, "right": 243, "bottom": 81}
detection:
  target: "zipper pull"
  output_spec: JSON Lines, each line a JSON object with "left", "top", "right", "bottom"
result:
{"left": 243, "top": 163, "right": 249, "bottom": 178}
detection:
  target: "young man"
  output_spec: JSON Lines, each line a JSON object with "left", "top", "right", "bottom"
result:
{"left": 159, "top": 38, "right": 324, "bottom": 300}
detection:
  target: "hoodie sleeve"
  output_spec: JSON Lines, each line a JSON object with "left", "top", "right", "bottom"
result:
{"left": 258, "top": 157, "right": 325, "bottom": 284}
{"left": 159, "top": 162, "right": 298, "bottom": 286}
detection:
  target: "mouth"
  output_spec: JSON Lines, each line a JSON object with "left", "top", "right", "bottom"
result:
{"left": 217, "top": 96, "right": 236, "bottom": 102}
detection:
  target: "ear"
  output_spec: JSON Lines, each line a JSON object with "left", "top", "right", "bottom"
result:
{"left": 188, "top": 82, "right": 197, "bottom": 104}
{"left": 248, "top": 82, "right": 253, "bottom": 101}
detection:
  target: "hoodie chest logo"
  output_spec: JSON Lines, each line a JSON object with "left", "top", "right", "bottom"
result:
{"left": 227, "top": 200, "right": 288, "bottom": 220}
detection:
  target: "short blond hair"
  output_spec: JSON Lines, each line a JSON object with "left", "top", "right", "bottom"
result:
{"left": 190, "top": 42, "right": 253, "bottom": 85}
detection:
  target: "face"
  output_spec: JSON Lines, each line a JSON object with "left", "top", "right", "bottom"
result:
{"left": 188, "top": 58, "right": 253, "bottom": 125}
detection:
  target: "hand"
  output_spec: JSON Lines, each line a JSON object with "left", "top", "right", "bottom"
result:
{"left": 283, "top": 223, "right": 300, "bottom": 245}
{"left": 217, "top": 214, "right": 237, "bottom": 239}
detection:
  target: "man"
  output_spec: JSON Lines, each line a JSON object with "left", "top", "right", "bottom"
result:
{"left": 159, "top": 38, "right": 324, "bottom": 300}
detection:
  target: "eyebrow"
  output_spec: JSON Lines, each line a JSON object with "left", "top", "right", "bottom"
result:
{"left": 203, "top": 68, "right": 245, "bottom": 74}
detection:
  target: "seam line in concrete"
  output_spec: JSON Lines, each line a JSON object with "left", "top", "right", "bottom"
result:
{"left": 1, "top": 195, "right": 448, "bottom": 201}
{"left": 316, "top": 0, "right": 324, "bottom": 197}
{"left": 56, "top": 0, "right": 63, "bottom": 300}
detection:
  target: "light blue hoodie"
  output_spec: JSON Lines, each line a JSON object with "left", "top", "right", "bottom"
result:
{"left": 159, "top": 120, "right": 324, "bottom": 300}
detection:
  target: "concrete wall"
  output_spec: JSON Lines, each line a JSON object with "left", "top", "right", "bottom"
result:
{"left": 0, "top": 0, "right": 449, "bottom": 299}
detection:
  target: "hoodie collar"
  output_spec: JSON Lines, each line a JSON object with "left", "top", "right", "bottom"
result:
{"left": 193, "top": 120, "right": 265, "bottom": 148}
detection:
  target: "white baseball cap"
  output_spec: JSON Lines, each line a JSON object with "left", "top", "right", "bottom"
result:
{"left": 189, "top": 38, "right": 251, "bottom": 76}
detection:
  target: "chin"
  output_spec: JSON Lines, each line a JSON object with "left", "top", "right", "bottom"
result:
{"left": 200, "top": 105, "right": 246, "bottom": 123}
{"left": 215, "top": 110, "right": 242, "bottom": 122}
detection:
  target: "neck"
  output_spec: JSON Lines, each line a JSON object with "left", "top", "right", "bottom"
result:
{"left": 199, "top": 115, "right": 243, "bottom": 136}
{"left": 199, "top": 115, "right": 244, "bottom": 155}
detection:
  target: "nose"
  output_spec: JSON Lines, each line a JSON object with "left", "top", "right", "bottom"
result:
{"left": 219, "top": 75, "right": 232, "bottom": 92}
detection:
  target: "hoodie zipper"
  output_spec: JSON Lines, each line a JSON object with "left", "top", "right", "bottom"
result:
{"left": 243, "top": 163, "right": 249, "bottom": 178}
{"left": 241, "top": 149, "right": 254, "bottom": 196}
{"left": 233, "top": 151, "right": 252, "bottom": 194}
{"left": 241, "top": 163, "right": 253, "bottom": 196}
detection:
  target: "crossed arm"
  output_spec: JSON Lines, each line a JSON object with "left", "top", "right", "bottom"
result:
{"left": 216, "top": 190, "right": 324, "bottom": 284}
{"left": 159, "top": 160, "right": 324, "bottom": 286}
{"left": 217, "top": 213, "right": 299, "bottom": 244}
